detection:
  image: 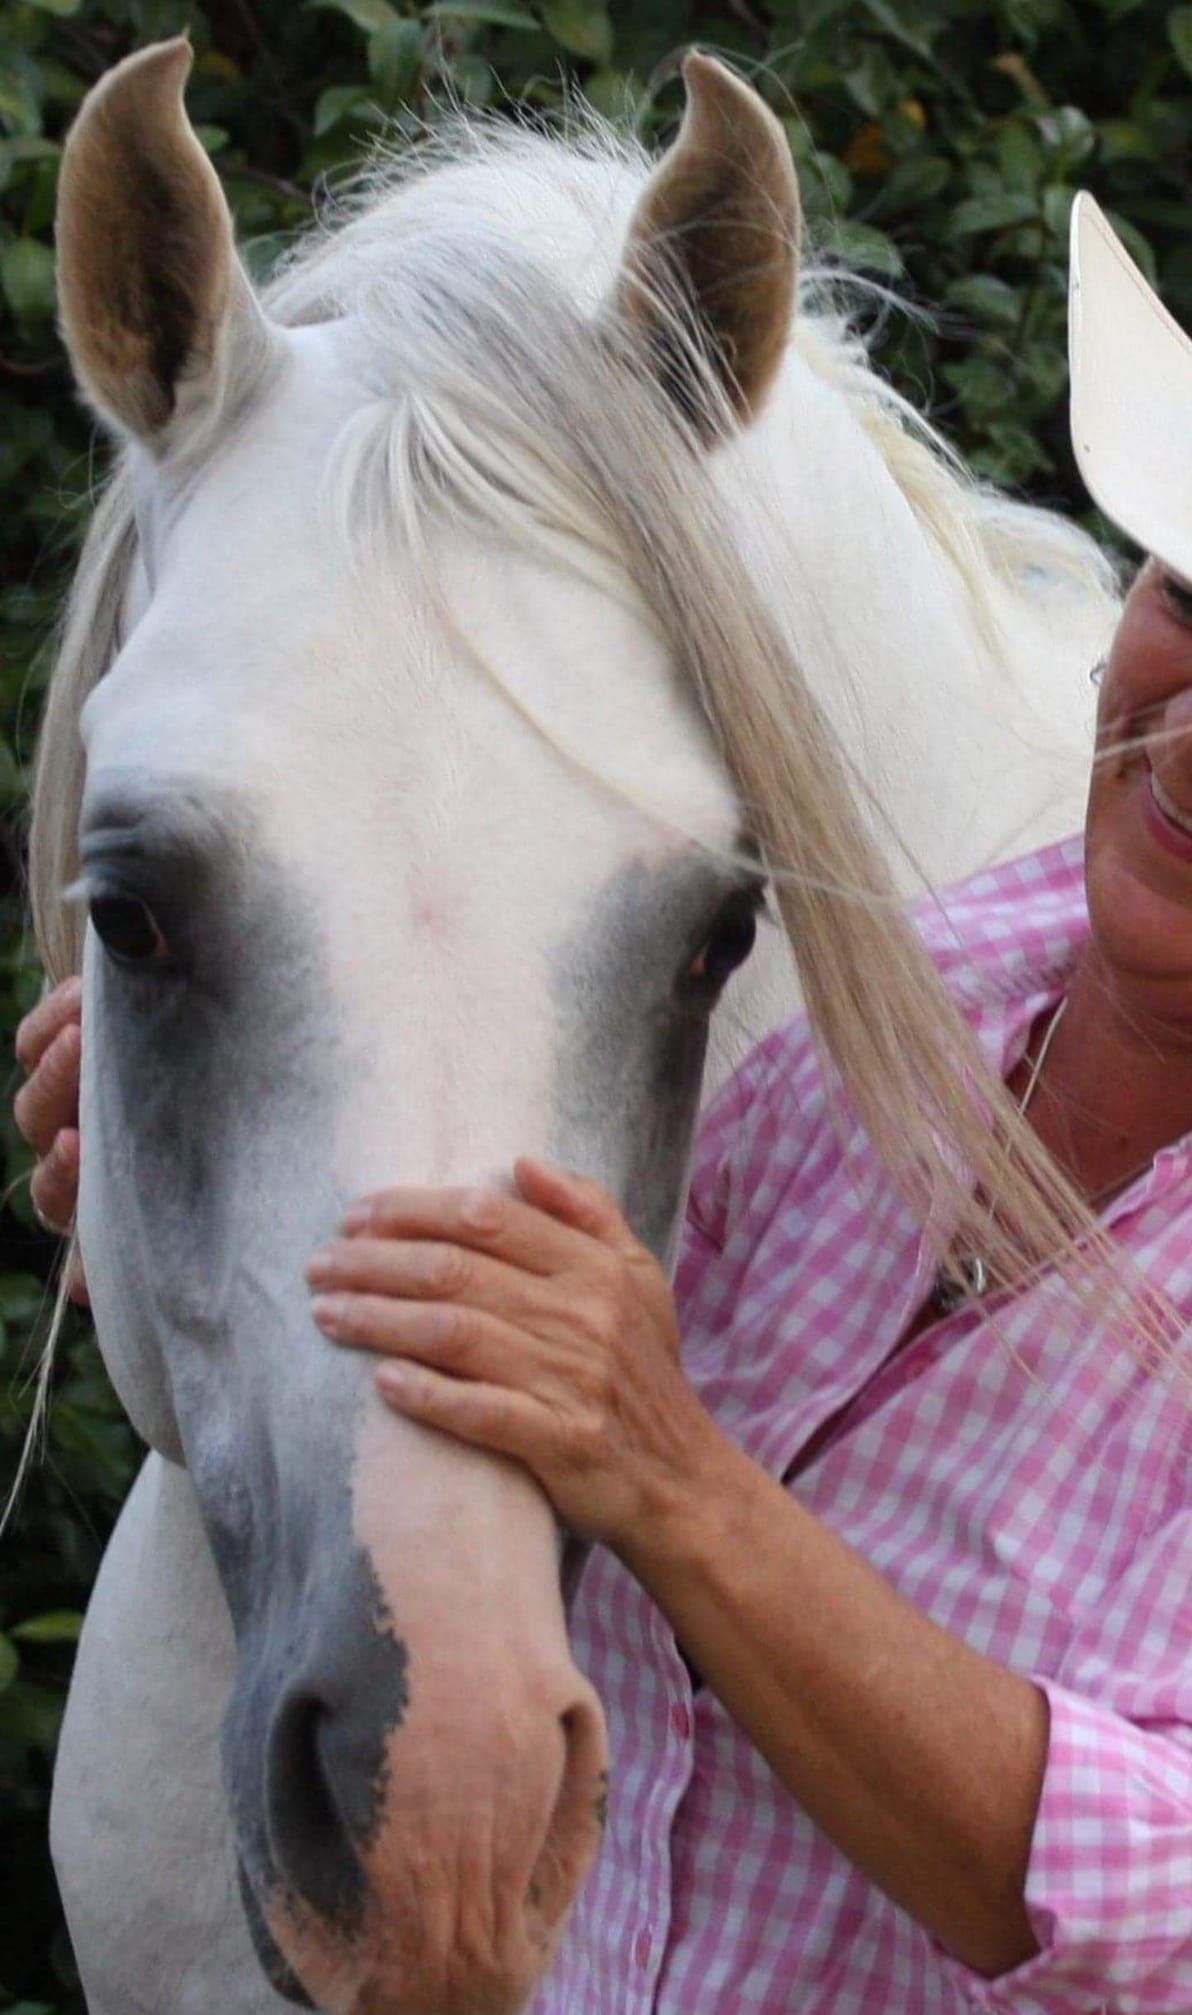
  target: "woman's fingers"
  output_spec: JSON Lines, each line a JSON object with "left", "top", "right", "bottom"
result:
{"left": 15, "top": 976, "right": 82, "bottom": 1075}
{"left": 308, "top": 1234, "right": 549, "bottom": 1326}
{"left": 340, "top": 1184, "right": 592, "bottom": 1275}
{"left": 30, "top": 1126, "right": 81, "bottom": 1235}
{"left": 372, "top": 1361, "right": 542, "bottom": 1466}
{"left": 514, "top": 1158, "right": 637, "bottom": 1251}
{"left": 312, "top": 1290, "right": 526, "bottom": 1381}
{"left": 14, "top": 1020, "right": 83, "bottom": 1158}
{"left": 342, "top": 1165, "right": 640, "bottom": 1269}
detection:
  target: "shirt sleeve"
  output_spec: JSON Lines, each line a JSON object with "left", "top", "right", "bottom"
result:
{"left": 936, "top": 1504, "right": 1192, "bottom": 2014}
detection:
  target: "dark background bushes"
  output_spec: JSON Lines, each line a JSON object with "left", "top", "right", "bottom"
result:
{"left": 1, "top": 1, "right": 1188, "bottom": 2006}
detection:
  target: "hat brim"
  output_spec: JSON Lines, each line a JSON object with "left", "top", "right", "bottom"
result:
{"left": 1069, "top": 192, "right": 1192, "bottom": 586}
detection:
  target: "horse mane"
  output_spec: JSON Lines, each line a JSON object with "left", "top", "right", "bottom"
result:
{"left": 27, "top": 91, "right": 1166, "bottom": 1439}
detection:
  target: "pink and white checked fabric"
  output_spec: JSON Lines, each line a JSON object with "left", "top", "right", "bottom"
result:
{"left": 534, "top": 835, "right": 1192, "bottom": 2015}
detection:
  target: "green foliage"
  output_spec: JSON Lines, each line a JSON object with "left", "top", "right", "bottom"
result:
{"left": 1, "top": 0, "right": 1188, "bottom": 2005}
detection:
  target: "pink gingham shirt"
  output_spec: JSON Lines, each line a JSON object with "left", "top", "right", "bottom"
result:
{"left": 537, "top": 835, "right": 1192, "bottom": 2015}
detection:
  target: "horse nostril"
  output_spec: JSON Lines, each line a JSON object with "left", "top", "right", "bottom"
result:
{"left": 266, "top": 1689, "right": 365, "bottom": 1928}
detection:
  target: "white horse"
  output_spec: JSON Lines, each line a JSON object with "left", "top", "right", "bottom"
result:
{"left": 32, "top": 39, "right": 1118, "bottom": 2015}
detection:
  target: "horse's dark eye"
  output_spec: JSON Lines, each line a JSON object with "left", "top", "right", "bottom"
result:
{"left": 90, "top": 894, "right": 168, "bottom": 966}
{"left": 686, "top": 898, "right": 759, "bottom": 991}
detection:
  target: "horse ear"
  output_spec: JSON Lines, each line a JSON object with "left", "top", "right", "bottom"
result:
{"left": 56, "top": 38, "right": 275, "bottom": 451}
{"left": 614, "top": 51, "right": 799, "bottom": 434}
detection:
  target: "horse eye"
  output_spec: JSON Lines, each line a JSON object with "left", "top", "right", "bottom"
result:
{"left": 686, "top": 898, "right": 759, "bottom": 991}
{"left": 89, "top": 893, "right": 169, "bottom": 966}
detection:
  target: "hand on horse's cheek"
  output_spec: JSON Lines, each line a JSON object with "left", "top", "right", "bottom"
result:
{"left": 307, "top": 1159, "right": 722, "bottom": 1550}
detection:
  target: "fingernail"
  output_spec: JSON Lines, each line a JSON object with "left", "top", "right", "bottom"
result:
{"left": 376, "top": 1364, "right": 410, "bottom": 1398}
{"left": 311, "top": 1293, "right": 349, "bottom": 1332}
{"left": 306, "top": 1248, "right": 337, "bottom": 1283}
{"left": 342, "top": 1203, "right": 372, "bottom": 1233}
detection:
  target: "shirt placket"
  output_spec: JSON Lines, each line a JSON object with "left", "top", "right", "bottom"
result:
{"left": 622, "top": 1602, "right": 698, "bottom": 2013}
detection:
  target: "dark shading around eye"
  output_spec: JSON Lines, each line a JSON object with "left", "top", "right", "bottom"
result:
{"left": 90, "top": 892, "right": 168, "bottom": 965}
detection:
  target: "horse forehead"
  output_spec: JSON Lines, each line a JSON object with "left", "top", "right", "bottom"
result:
{"left": 84, "top": 521, "right": 741, "bottom": 875}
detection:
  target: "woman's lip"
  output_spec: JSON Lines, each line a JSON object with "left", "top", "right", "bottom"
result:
{"left": 1142, "top": 764, "right": 1192, "bottom": 860}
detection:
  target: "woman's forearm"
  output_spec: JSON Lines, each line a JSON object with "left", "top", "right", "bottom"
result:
{"left": 617, "top": 1430, "right": 1049, "bottom": 1978}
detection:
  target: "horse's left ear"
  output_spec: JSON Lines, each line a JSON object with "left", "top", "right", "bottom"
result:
{"left": 56, "top": 37, "right": 277, "bottom": 454}
{"left": 614, "top": 52, "right": 799, "bottom": 436}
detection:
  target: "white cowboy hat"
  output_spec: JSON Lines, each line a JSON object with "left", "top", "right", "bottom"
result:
{"left": 1069, "top": 191, "right": 1192, "bottom": 585}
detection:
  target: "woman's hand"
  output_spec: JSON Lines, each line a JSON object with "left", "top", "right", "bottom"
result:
{"left": 307, "top": 1159, "right": 727, "bottom": 1550}
{"left": 14, "top": 976, "right": 88, "bottom": 1304}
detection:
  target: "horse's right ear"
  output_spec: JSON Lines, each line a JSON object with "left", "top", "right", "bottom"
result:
{"left": 56, "top": 38, "right": 276, "bottom": 452}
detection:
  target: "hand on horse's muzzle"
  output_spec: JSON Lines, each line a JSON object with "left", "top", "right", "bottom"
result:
{"left": 306, "top": 1158, "right": 726, "bottom": 1554}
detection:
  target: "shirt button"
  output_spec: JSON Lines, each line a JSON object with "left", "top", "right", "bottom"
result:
{"left": 633, "top": 1927, "right": 653, "bottom": 1971}
{"left": 670, "top": 1701, "right": 692, "bottom": 1739}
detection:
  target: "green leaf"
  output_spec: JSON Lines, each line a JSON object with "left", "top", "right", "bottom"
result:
{"left": 0, "top": 1633, "right": 17, "bottom": 1692}
{"left": 1169, "top": 5, "right": 1192, "bottom": 77}
{"left": 825, "top": 219, "right": 903, "bottom": 278}
{"left": 1, "top": 235, "right": 55, "bottom": 319}
{"left": 24, "top": 0, "right": 84, "bottom": 13}
{"left": 423, "top": 1, "right": 539, "bottom": 23}
{"left": 307, "top": 0, "right": 399, "bottom": 32}
{"left": 944, "top": 274, "right": 1021, "bottom": 326}
{"left": 1096, "top": 117, "right": 1158, "bottom": 162}
{"left": 0, "top": 1274, "right": 46, "bottom": 1322}
{"left": 313, "top": 84, "right": 372, "bottom": 135}
{"left": 996, "top": 119, "right": 1043, "bottom": 192}
{"left": 368, "top": 18, "right": 422, "bottom": 103}
{"left": 0, "top": 65, "right": 43, "bottom": 138}
{"left": 865, "top": 154, "right": 950, "bottom": 220}
{"left": 0, "top": 135, "right": 58, "bottom": 198}
{"left": 448, "top": 53, "right": 494, "bottom": 103}
{"left": 582, "top": 68, "right": 646, "bottom": 121}
{"left": 539, "top": 0, "right": 614, "bottom": 63}
{"left": 946, "top": 192, "right": 1038, "bottom": 236}
{"left": 0, "top": 1679, "right": 64, "bottom": 1753}
{"left": 12, "top": 1611, "right": 83, "bottom": 1645}
{"left": 194, "top": 124, "right": 229, "bottom": 155}
{"left": 858, "top": 0, "right": 935, "bottom": 60}
{"left": 1039, "top": 104, "right": 1095, "bottom": 174}
{"left": 1041, "top": 183, "right": 1073, "bottom": 238}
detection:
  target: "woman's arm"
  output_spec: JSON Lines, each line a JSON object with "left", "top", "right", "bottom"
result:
{"left": 308, "top": 1159, "right": 1048, "bottom": 1977}
{"left": 618, "top": 1429, "right": 1048, "bottom": 1977}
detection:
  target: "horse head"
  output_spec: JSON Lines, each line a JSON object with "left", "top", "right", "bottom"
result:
{"left": 55, "top": 41, "right": 797, "bottom": 2013}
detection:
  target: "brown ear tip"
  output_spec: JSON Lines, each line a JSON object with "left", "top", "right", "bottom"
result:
{"left": 74, "top": 35, "right": 194, "bottom": 129}
{"left": 680, "top": 48, "right": 738, "bottom": 95}
{"left": 116, "top": 34, "right": 195, "bottom": 92}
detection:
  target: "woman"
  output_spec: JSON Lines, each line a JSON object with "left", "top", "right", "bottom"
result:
{"left": 16, "top": 196, "right": 1191, "bottom": 2011}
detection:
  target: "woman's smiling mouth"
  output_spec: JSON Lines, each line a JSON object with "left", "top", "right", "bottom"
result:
{"left": 1143, "top": 760, "right": 1192, "bottom": 858}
